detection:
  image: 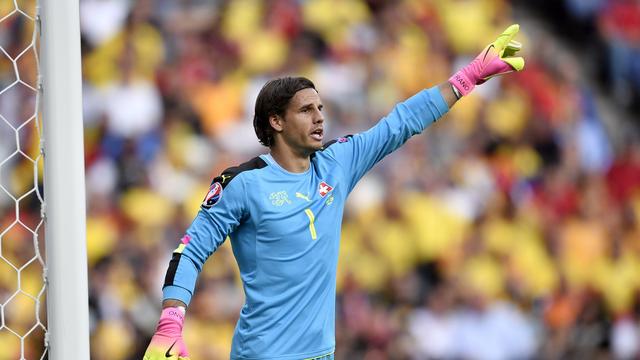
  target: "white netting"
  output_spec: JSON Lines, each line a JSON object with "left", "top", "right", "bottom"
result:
{"left": 0, "top": 0, "right": 47, "bottom": 359}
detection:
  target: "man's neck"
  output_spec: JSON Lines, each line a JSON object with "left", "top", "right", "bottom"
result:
{"left": 269, "top": 145, "right": 311, "bottom": 173}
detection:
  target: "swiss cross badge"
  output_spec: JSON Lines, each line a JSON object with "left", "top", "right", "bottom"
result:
{"left": 318, "top": 181, "right": 333, "bottom": 197}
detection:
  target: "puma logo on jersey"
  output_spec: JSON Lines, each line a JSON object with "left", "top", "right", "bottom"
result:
{"left": 295, "top": 192, "right": 311, "bottom": 202}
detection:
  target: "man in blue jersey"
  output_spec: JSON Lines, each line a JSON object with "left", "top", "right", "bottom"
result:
{"left": 144, "top": 25, "right": 524, "bottom": 360}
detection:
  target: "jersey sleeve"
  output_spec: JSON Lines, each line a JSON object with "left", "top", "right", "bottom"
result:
{"left": 324, "top": 86, "right": 449, "bottom": 192}
{"left": 162, "top": 175, "right": 247, "bottom": 305}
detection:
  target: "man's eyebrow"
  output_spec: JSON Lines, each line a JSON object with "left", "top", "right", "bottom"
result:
{"left": 299, "top": 103, "right": 323, "bottom": 111}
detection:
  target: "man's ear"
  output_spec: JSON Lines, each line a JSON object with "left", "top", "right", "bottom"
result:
{"left": 269, "top": 114, "right": 284, "bottom": 133}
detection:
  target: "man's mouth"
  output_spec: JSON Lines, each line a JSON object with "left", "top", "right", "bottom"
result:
{"left": 310, "top": 128, "right": 323, "bottom": 141}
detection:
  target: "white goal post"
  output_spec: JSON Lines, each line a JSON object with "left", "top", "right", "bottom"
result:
{"left": 40, "top": 0, "right": 90, "bottom": 358}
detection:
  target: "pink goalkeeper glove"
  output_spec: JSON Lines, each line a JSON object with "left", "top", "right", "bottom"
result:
{"left": 143, "top": 307, "right": 190, "bottom": 360}
{"left": 449, "top": 24, "right": 525, "bottom": 97}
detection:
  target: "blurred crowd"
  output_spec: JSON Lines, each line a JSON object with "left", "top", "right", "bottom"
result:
{"left": 2, "top": 0, "right": 640, "bottom": 359}
{"left": 518, "top": 0, "right": 640, "bottom": 114}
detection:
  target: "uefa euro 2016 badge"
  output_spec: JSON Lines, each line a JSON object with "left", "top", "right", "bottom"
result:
{"left": 202, "top": 182, "right": 223, "bottom": 208}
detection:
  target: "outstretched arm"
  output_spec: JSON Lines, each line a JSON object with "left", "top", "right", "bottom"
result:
{"left": 322, "top": 24, "right": 525, "bottom": 193}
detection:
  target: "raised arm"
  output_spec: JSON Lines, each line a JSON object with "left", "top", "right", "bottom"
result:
{"left": 322, "top": 24, "right": 525, "bottom": 193}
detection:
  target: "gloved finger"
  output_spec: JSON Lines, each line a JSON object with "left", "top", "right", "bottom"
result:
{"left": 506, "top": 40, "right": 522, "bottom": 52}
{"left": 503, "top": 40, "right": 522, "bottom": 57}
{"left": 492, "top": 24, "right": 520, "bottom": 51}
{"left": 501, "top": 56, "right": 525, "bottom": 72}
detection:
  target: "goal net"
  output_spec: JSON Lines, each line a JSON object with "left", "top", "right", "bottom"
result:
{"left": 0, "top": 0, "right": 47, "bottom": 358}
{"left": 1, "top": 0, "right": 90, "bottom": 358}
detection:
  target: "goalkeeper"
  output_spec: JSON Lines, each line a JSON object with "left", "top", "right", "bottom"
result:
{"left": 144, "top": 25, "right": 525, "bottom": 360}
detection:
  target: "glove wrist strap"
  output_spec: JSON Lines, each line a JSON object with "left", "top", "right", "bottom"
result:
{"left": 157, "top": 306, "right": 186, "bottom": 335}
{"left": 448, "top": 69, "right": 475, "bottom": 97}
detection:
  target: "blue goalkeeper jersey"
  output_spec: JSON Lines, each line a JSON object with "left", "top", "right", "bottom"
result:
{"left": 162, "top": 86, "right": 449, "bottom": 360}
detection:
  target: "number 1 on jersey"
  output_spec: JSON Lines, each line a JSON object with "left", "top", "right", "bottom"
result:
{"left": 304, "top": 208, "right": 317, "bottom": 240}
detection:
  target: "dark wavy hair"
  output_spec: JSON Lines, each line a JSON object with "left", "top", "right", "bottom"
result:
{"left": 253, "top": 76, "right": 316, "bottom": 147}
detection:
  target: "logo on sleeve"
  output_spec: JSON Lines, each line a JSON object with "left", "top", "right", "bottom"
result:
{"left": 202, "top": 182, "right": 223, "bottom": 208}
{"left": 220, "top": 174, "right": 232, "bottom": 183}
{"left": 318, "top": 182, "right": 333, "bottom": 197}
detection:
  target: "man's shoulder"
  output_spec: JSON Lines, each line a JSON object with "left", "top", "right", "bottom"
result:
{"left": 320, "top": 135, "right": 353, "bottom": 151}
{"left": 212, "top": 156, "right": 268, "bottom": 189}
{"left": 312, "top": 135, "right": 354, "bottom": 160}
{"left": 201, "top": 157, "right": 267, "bottom": 209}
